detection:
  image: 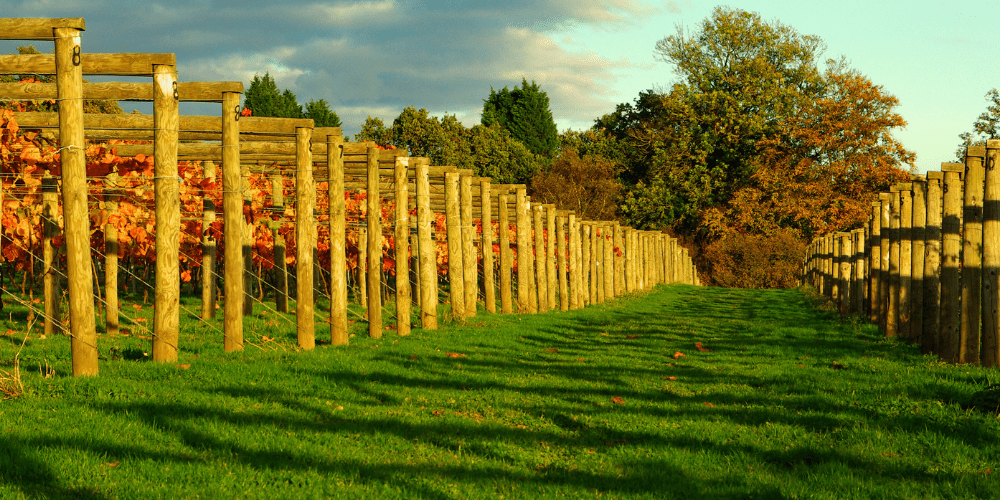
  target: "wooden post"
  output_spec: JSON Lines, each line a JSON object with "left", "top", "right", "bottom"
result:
{"left": 394, "top": 157, "right": 412, "bottom": 335}
{"left": 557, "top": 214, "right": 568, "bottom": 311}
{"left": 534, "top": 205, "right": 548, "bottom": 313}
{"left": 604, "top": 225, "right": 615, "bottom": 300}
{"left": 869, "top": 202, "right": 881, "bottom": 322}
{"left": 201, "top": 162, "right": 217, "bottom": 320}
{"left": 152, "top": 63, "right": 180, "bottom": 363}
{"left": 270, "top": 173, "right": 289, "bottom": 313}
{"left": 910, "top": 176, "right": 927, "bottom": 341}
{"left": 546, "top": 205, "right": 557, "bottom": 310}
{"left": 568, "top": 214, "right": 580, "bottom": 309}
{"left": 482, "top": 180, "right": 496, "bottom": 314}
{"left": 329, "top": 136, "right": 348, "bottom": 344}
{"left": 878, "top": 193, "right": 891, "bottom": 333}
{"left": 42, "top": 174, "right": 61, "bottom": 336}
{"left": 940, "top": 163, "right": 964, "bottom": 363}
{"left": 961, "top": 147, "right": 986, "bottom": 363}
{"left": 887, "top": 187, "right": 901, "bottom": 337}
{"left": 515, "top": 188, "right": 529, "bottom": 313}
{"left": 898, "top": 184, "right": 913, "bottom": 337}
{"left": 923, "top": 171, "right": 943, "bottom": 353}
{"left": 359, "top": 227, "right": 368, "bottom": 310}
{"left": 853, "top": 229, "right": 865, "bottom": 315}
{"left": 415, "top": 158, "right": 438, "bottom": 329}
{"left": 613, "top": 223, "right": 623, "bottom": 294}
{"left": 982, "top": 140, "right": 1000, "bottom": 367}
{"left": 841, "top": 233, "right": 853, "bottom": 313}
{"left": 241, "top": 162, "right": 254, "bottom": 317}
{"left": 498, "top": 193, "right": 513, "bottom": 314}
{"left": 582, "top": 223, "right": 592, "bottom": 304}
{"left": 295, "top": 127, "right": 315, "bottom": 349}
{"left": 595, "top": 225, "right": 605, "bottom": 303}
{"left": 624, "top": 229, "right": 634, "bottom": 293}
{"left": 460, "top": 174, "right": 476, "bottom": 318}
{"left": 446, "top": 172, "right": 465, "bottom": 320}
{"left": 103, "top": 172, "right": 117, "bottom": 335}
{"left": 366, "top": 145, "right": 383, "bottom": 336}
{"left": 832, "top": 233, "right": 842, "bottom": 307}
{"left": 221, "top": 92, "right": 243, "bottom": 352}
{"left": 525, "top": 200, "right": 538, "bottom": 314}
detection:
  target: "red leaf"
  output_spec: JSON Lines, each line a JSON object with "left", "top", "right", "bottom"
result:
{"left": 610, "top": 397, "right": 624, "bottom": 404}
{"left": 545, "top": 348, "right": 558, "bottom": 353}
{"left": 695, "top": 341, "right": 711, "bottom": 352}
{"left": 672, "top": 351, "right": 685, "bottom": 359}
{"left": 446, "top": 352, "right": 466, "bottom": 358}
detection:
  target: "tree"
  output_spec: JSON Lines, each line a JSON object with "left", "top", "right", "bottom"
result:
{"left": 243, "top": 73, "right": 303, "bottom": 118}
{"left": 304, "top": 99, "right": 342, "bottom": 128}
{"left": 604, "top": 7, "right": 912, "bottom": 286}
{"left": 531, "top": 142, "right": 620, "bottom": 221}
{"left": 482, "top": 78, "right": 559, "bottom": 157}
{"left": 353, "top": 116, "right": 392, "bottom": 146}
{"left": 957, "top": 88, "right": 1000, "bottom": 160}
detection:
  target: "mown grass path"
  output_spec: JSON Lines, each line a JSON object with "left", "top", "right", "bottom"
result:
{"left": 2, "top": 285, "right": 999, "bottom": 499}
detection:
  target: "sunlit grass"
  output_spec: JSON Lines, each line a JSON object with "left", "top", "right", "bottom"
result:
{"left": 1, "top": 285, "right": 999, "bottom": 499}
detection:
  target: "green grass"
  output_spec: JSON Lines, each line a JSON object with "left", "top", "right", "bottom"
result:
{"left": 2, "top": 285, "right": 1000, "bottom": 499}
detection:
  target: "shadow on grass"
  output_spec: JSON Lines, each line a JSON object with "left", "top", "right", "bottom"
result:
{"left": 3, "top": 285, "right": 998, "bottom": 498}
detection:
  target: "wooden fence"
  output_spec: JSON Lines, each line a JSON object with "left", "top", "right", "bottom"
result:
{"left": 0, "top": 17, "right": 700, "bottom": 377}
{"left": 803, "top": 142, "right": 1000, "bottom": 367}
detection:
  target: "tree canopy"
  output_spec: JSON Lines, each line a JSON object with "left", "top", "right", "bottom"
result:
{"left": 957, "top": 88, "right": 999, "bottom": 159}
{"left": 482, "top": 78, "right": 559, "bottom": 157}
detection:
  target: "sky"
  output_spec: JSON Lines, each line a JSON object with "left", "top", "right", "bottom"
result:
{"left": 1, "top": 0, "right": 998, "bottom": 172}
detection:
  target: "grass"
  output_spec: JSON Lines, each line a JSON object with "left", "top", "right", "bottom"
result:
{"left": 1, "top": 285, "right": 1000, "bottom": 499}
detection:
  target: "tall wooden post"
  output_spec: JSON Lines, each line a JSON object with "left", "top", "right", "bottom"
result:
{"left": 582, "top": 223, "right": 592, "bottom": 304}
{"left": 887, "top": 187, "right": 902, "bottom": 337}
{"left": 329, "top": 136, "right": 348, "bottom": 344}
{"left": 515, "top": 188, "right": 529, "bottom": 313}
{"left": 898, "top": 184, "right": 913, "bottom": 337}
{"left": 295, "top": 127, "right": 315, "bottom": 349}
{"left": 415, "top": 158, "right": 437, "bottom": 329}
{"left": 923, "top": 171, "right": 943, "bottom": 353}
{"left": 613, "top": 223, "right": 623, "bottom": 294}
{"left": 568, "top": 214, "right": 580, "bottom": 309}
{"left": 533, "top": 205, "right": 548, "bottom": 313}
{"left": 595, "top": 225, "right": 605, "bottom": 303}
{"left": 241, "top": 163, "right": 254, "bottom": 317}
{"left": 446, "top": 172, "right": 465, "bottom": 320}
{"left": 221, "top": 92, "right": 243, "bottom": 352}
{"left": 482, "top": 180, "right": 496, "bottom": 313}
{"left": 832, "top": 234, "right": 843, "bottom": 307}
{"left": 498, "top": 194, "right": 513, "bottom": 314}
{"left": 624, "top": 229, "right": 634, "bottom": 293}
{"left": 152, "top": 63, "right": 180, "bottom": 363}
{"left": 394, "top": 157, "right": 412, "bottom": 335}
{"left": 878, "top": 193, "right": 891, "bottom": 333}
{"left": 982, "top": 140, "right": 1000, "bottom": 367}
{"left": 103, "top": 172, "right": 117, "bottom": 335}
{"left": 604, "top": 225, "right": 615, "bottom": 299}
{"left": 557, "top": 214, "right": 568, "bottom": 311}
{"left": 366, "top": 145, "right": 383, "bottom": 336}
{"left": 910, "top": 176, "right": 927, "bottom": 342}
{"left": 869, "top": 202, "right": 881, "bottom": 322}
{"left": 940, "top": 163, "right": 964, "bottom": 362}
{"left": 55, "top": 26, "right": 97, "bottom": 375}
{"left": 270, "top": 173, "right": 289, "bottom": 313}
{"left": 359, "top": 227, "right": 368, "bottom": 310}
{"left": 852, "top": 229, "right": 865, "bottom": 314}
{"left": 525, "top": 199, "right": 538, "bottom": 314}
{"left": 201, "top": 162, "right": 217, "bottom": 320}
{"left": 545, "top": 205, "right": 557, "bottom": 310}
{"left": 460, "top": 174, "right": 476, "bottom": 317}
{"left": 960, "top": 147, "right": 986, "bottom": 363}
{"left": 42, "top": 174, "right": 61, "bottom": 336}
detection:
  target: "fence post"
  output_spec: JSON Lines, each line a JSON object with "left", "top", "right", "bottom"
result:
{"left": 923, "top": 171, "right": 943, "bottom": 353}
{"left": 481, "top": 180, "right": 496, "bottom": 314}
{"left": 329, "top": 136, "right": 348, "bottom": 344}
{"left": 910, "top": 176, "right": 927, "bottom": 342}
{"left": 898, "top": 183, "right": 913, "bottom": 338}
{"left": 557, "top": 214, "right": 569, "bottom": 311}
{"left": 960, "top": 146, "right": 986, "bottom": 363}
{"left": 415, "top": 158, "right": 437, "bottom": 329}
{"left": 366, "top": 144, "right": 383, "bottom": 337}
{"left": 534, "top": 204, "right": 549, "bottom": 313}
{"left": 940, "top": 162, "right": 965, "bottom": 362}
{"left": 869, "top": 203, "right": 881, "bottom": 322}
{"left": 151, "top": 63, "right": 180, "bottom": 363}
{"left": 887, "top": 187, "right": 902, "bottom": 337}
{"left": 569, "top": 214, "right": 580, "bottom": 309}
{"left": 446, "top": 171, "right": 465, "bottom": 320}
{"left": 270, "top": 173, "right": 289, "bottom": 313}
{"left": 460, "top": 173, "right": 476, "bottom": 318}
{"left": 546, "top": 205, "right": 557, "bottom": 310}
{"left": 296, "top": 127, "right": 315, "bottom": 349}
{"left": 41, "top": 174, "right": 61, "bottom": 337}
{"left": 604, "top": 225, "right": 615, "bottom": 299}
{"left": 878, "top": 193, "right": 891, "bottom": 333}
{"left": 221, "top": 92, "right": 243, "bottom": 352}
{"left": 982, "top": 140, "right": 1000, "bottom": 367}
{"left": 498, "top": 193, "right": 513, "bottom": 314}
{"left": 395, "top": 157, "right": 411, "bottom": 335}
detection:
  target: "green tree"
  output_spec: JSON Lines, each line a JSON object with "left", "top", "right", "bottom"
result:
{"left": 353, "top": 116, "right": 392, "bottom": 145}
{"left": 957, "top": 88, "right": 1000, "bottom": 159}
{"left": 243, "top": 73, "right": 303, "bottom": 118}
{"left": 303, "top": 99, "right": 342, "bottom": 128}
{"left": 482, "top": 78, "right": 559, "bottom": 157}
{"left": 468, "top": 124, "right": 543, "bottom": 185}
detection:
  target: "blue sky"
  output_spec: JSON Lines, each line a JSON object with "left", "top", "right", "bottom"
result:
{"left": 2, "top": 0, "right": 998, "bottom": 171}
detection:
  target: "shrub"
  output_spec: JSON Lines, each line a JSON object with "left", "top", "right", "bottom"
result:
{"left": 700, "top": 229, "right": 806, "bottom": 288}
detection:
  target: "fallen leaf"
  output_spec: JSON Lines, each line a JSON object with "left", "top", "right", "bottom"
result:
{"left": 831, "top": 363, "right": 845, "bottom": 370}
{"left": 176, "top": 364, "right": 190, "bottom": 370}
{"left": 695, "top": 341, "right": 711, "bottom": 352}
{"left": 578, "top": 358, "right": 585, "bottom": 361}
{"left": 610, "top": 396, "right": 625, "bottom": 404}
{"left": 446, "top": 352, "right": 466, "bottom": 358}
{"left": 134, "top": 318, "right": 147, "bottom": 323}
{"left": 104, "top": 461, "right": 119, "bottom": 467}
{"left": 3, "top": 330, "right": 14, "bottom": 336}
{"left": 625, "top": 334, "right": 638, "bottom": 339}
{"left": 410, "top": 355, "right": 418, "bottom": 360}
{"left": 704, "top": 402, "right": 715, "bottom": 407}
{"left": 545, "top": 348, "right": 559, "bottom": 353}
{"left": 665, "top": 376, "right": 677, "bottom": 381}
{"left": 797, "top": 363, "right": 805, "bottom": 368}
{"left": 261, "top": 335, "right": 272, "bottom": 342}
{"left": 132, "top": 304, "right": 142, "bottom": 310}
{"left": 672, "top": 351, "right": 685, "bottom": 359}
{"left": 588, "top": 450, "right": 596, "bottom": 454}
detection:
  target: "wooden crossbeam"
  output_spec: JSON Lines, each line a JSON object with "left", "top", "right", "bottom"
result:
{"left": 0, "top": 81, "right": 243, "bottom": 102}
{"left": 11, "top": 111, "right": 313, "bottom": 134}
{"left": 0, "top": 53, "right": 176, "bottom": 76}
{"left": 0, "top": 18, "right": 86, "bottom": 40}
